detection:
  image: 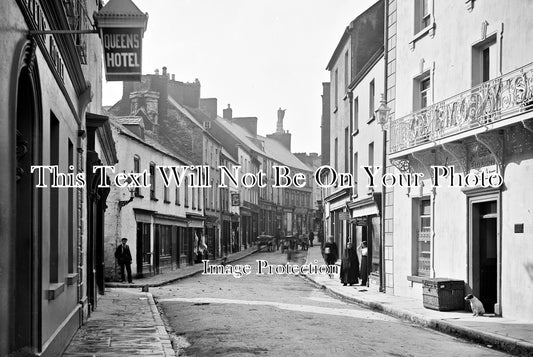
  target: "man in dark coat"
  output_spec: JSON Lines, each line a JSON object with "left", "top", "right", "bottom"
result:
{"left": 115, "top": 238, "right": 133, "bottom": 283}
{"left": 323, "top": 236, "right": 338, "bottom": 266}
{"left": 340, "top": 242, "right": 359, "bottom": 286}
{"left": 309, "top": 231, "right": 314, "bottom": 247}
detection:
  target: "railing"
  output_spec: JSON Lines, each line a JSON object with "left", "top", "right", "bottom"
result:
{"left": 390, "top": 62, "right": 533, "bottom": 153}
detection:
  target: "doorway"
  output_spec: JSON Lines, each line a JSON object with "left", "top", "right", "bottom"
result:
{"left": 14, "top": 64, "right": 41, "bottom": 353}
{"left": 470, "top": 197, "right": 499, "bottom": 314}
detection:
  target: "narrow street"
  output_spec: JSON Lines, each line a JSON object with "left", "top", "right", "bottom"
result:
{"left": 153, "top": 251, "right": 506, "bottom": 357}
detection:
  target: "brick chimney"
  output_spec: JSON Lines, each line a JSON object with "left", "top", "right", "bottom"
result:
{"left": 200, "top": 98, "right": 217, "bottom": 120}
{"left": 233, "top": 117, "right": 257, "bottom": 136}
{"left": 223, "top": 104, "right": 233, "bottom": 120}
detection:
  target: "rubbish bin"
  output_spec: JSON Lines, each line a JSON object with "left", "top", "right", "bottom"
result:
{"left": 422, "top": 278, "right": 465, "bottom": 311}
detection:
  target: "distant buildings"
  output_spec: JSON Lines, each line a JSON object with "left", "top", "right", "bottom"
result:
{"left": 106, "top": 68, "right": 315, "bottom": 282}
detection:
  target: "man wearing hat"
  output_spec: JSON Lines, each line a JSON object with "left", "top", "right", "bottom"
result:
{"left": 115, "top": 238, "right": 133, "bottom": 283}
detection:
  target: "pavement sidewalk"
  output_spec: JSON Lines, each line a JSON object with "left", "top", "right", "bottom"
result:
{"left": 106, "top": 246, "right": 260, "bottom": 288}
{"left": 62, "top": 288, "right": 174, "bottom": 357}
{"left": 302, "top": 246, "right": 533, "bottom": 356}
{"left": 63, "top": 247, "right": 260, "bottom": 356}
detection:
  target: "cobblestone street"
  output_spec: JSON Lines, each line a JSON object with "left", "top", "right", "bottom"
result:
{"left": 153, "top": 250, "right": 507, "bottom": 357}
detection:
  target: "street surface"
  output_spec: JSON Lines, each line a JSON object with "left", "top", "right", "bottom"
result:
{"left": 153, "top": 250, "right": 507, "bottom": 356}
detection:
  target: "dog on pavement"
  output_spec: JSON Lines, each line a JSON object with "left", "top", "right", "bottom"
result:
{"left": 464, "top": 294, "right": 485, "bottom": 316}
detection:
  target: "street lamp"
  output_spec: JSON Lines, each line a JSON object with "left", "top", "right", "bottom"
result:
{"left": 118, "top": 176, "right": 136, "bottom": 208}
{"left": 374, "top": 93, "right": 390, "bottom": 293}
{"left": 375, "top": 94, "right": 391, "bottom": 129}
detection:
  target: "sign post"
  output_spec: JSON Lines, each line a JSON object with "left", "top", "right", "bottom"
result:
{"left": 94, "top": 0, "right": 148, "bottom": 81}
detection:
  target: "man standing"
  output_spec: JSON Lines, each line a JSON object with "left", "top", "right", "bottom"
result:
{"left": 115, "top": 238, "right": 133, "bottom": 283}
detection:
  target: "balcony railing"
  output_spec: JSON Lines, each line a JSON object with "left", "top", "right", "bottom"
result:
{"left": 390, "top": 62, "right": 533, "bottom": 154}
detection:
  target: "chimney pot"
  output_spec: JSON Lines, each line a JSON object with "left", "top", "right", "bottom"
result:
{"left": 162, "top": 66, "right": 167, "bottom": 76}
{"left": 155, "top": 69, "right": 159, "bottom": 75}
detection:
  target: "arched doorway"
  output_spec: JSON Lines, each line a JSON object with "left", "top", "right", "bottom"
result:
{"left": 13, "top": 46, "right": 41, "bottom": 354}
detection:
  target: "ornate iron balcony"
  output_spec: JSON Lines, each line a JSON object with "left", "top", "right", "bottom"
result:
{"left": 390, "top": 62, "right": 533, "bottom": 154}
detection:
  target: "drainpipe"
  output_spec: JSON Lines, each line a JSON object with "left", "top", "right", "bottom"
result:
{"left": 380, "top": 0, "right": 389, "bottom": 293}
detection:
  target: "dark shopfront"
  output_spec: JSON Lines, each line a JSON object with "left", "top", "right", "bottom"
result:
{"left": 348, "top": 194, "right": 382, "bottom": 288}
{"left": 134, "top": 210, "right": 191, "bottom": 278}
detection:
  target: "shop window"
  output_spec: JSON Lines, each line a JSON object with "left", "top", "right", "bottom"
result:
{"left": 141, "top": 223, "right": 151, "bottom": 265}
{"left": 160, "top": 225, "right": 172, "bottom": 257}
{"left": 413, "top": 198, "right": 431, "bottom": 277}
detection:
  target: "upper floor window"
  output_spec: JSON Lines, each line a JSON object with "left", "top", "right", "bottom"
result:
{"left": 472, "top": 34, "right": 497, "bottom": 86}
{"left": 133, "top": 155, "right": 141, "bottom": 197}
{"left": 163, "top": 168, "right": 170, "bottom": 203}
{"left": 149, "top": 162, "right": 156, "bottom": 200}
{"left": 369, "top": 79, "right": 375, "bottom": 120}
{"left": 353, "top": 96, "right": 359, "bottom": 133}
{"left": 184, "top": 177, "right": 189, "bottom": 207}
{"left": 344, "top": 50, "right": 349, "bottom": 91}
{"left": 414, "top": 0, "right": 431, "bottom": 34}
{"left": 334, "top": 69, "right": 339, "bottom": 108}
{"left": 413, "top": 71, "right": 431, "bottom": 110}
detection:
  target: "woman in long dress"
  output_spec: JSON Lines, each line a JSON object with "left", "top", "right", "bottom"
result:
{"left": 359, "top": 241, "right": 368, "bottom": 286}
{"left": 340, "top": 242, "right": 359, "bottom": 286}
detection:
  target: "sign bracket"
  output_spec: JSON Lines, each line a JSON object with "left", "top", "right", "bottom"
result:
{"left": 29, "top": 30, "right": 99, "bottom": 35}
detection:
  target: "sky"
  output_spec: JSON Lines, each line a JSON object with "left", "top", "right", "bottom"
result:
{"left": 102, "top": 0, "right": 378, "bottom": 154}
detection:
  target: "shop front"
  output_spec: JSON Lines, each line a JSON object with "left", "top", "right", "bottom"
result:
{"left": 348, "top": 194, "right": 382, "bottom": 290}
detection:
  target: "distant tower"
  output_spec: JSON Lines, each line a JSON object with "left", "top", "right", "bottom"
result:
{"left": 276, "top": 107, "right": 286, "bottom": 133}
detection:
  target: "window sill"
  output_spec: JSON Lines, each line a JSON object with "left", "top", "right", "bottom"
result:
{"left": 66, "top": 273, "right": 78, "bottom": 286}
{"left": 407, "top": 275, "right": 425, "bottom": 284}
{"left": 343, "top": 93, "right": 349, "bottom": 101}
{"left": 151, "top": 197, "right": 158, "bottom": 202}
{"left": 45, "top": 283, "right": 65, "bottom": 300}
{"left": 351, "top": 129, "right": 359, "bottom": 137}
{"left": 410, "top": 22, "right": 435, "bottom": 50}
{"left": 135, "top": 194, "right": 144, "bottom": 199}
{"left": 333, "top": 106, "right": 338, "bottom": 114}
{"left": 367, "top": 114, "right": 375, "bottom": 124}
{"left": 164, "top": 200, "right": 171, "bottom": 204}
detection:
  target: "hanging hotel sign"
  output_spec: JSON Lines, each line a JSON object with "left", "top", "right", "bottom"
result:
{"left": 94, "top": 0, "right": 148, "bottom": 81}
{"left": 231, "top": 193, "right": 241, "bottom": 206}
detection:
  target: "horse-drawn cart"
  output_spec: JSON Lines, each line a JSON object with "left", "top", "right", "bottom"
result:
{"left": 255, "top": 234, "right": 276, "bottom": 251}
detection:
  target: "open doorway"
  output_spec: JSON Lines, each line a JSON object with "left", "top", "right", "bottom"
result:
{"left": 470, "top": 197, "right": 499, "bottom": 314}
{"left": 14, "top": 63, "right": 41, "bottom": 353}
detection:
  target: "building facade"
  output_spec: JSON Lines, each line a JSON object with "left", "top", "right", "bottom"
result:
{"left": 324, "top": 0, "right": 385, "bottom": 261}
{"left": 0, "top": 0, "right": 123, "bottom": 355}
{"left": 386, "top": 0, "right": 533, "bottom": 320}
{"left": 104, "top": 117, "right": 203, "bottom": 280}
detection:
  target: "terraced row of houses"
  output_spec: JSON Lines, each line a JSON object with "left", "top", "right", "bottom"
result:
{"left": 104, "top": 67, "right": 318, "bottom": 281}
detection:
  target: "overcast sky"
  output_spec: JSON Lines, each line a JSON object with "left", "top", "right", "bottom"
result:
{"left": 102, "top": 0, "right": 378, "bottom": 154}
